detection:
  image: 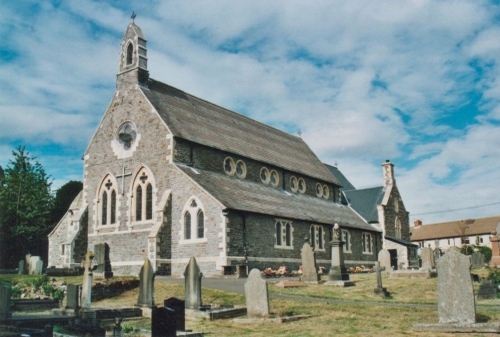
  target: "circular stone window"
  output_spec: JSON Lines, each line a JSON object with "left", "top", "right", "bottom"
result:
{"left": 260, "top": 167, "right": 270, "bottom": 184}
{"left": 323, "top": 185, "right": 329, "bottom": 199}
{"left": 117, "top": 122, "right": 137, "bottom": 150}
{"left": 224, "top": 157, "right": 236, "bottom": 175}
{"left": 290, "top": 176, "right": 298, "bottom": 192}
{"left": 235, "top": 160, "right": 247, "bottom": 179}
{"left": 270, "top": 170, "right": 279, "bottom": 187}
{"left": 298, "top": 178, "right": 306, "bottom": 193}
{"left": 316, "top": 183, "right": 323, "bottom": 197}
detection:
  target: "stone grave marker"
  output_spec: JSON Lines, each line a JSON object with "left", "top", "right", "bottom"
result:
{"left": 151, "top": 307, "right": 176, "bottom": 337}
{"left": 184, "top": 257, "right": 203, "bottom": 310}
{"left": 373, "top": 261, "right": 390, "bottom": 297}
{"left": 34, "top": 260, "right": 43, "bottom": 275}
{"left": 18, "top": 260, "right": 24, "bottom": 275}
{"left": 25, "top": 254, "right": 31, "bottom": 274}
{"left": 325, "top": 225, "right": 353, "bottom": 287}
{"left": 477, "top": 279, "right": 497, "bottom": 300}
{"left": 81, "top": 251, "right": 95, "bottom": 308}
{"left": 94, "top": 242, "right": 113, "bottom": 279}
{"left": 420, "top": 246, "right": 435, "bottom": 270}
{"left": 437, "top": 247, "right": 475, "bottom": 324}
{"left": 434, "top": 247, "right": 442, "bottom": 263}
{"left": 378, "top": 249, "right": 391, "bottom": 272}
{"left": 66, "top": 284, "right": 80, "bottom": 309}
{"left": 29, "top": 256, "right": 41, "bottom": 274}
{"left": 300, "top": 242, "right": 319, "bottom": 284}
{"left": 471, "top": 252, "right": 485, "bottom": 269}
{"left": 164, "top": 297, "right": 185, "bottom": 331}
{"left": 137, "top": 258, "right": 155, "bottom": 308}
{"left": 245, "top": 268, "right": 270, "bottom": 318}
{"left": 0, "top": 285, "right": 12, "bottom": 319}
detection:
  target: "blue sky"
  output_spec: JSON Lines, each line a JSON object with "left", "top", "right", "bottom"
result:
{"left": 1, "top": 0, "right": 500, "bottom": 225}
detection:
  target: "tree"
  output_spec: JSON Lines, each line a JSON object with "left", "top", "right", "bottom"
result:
{"left": 50, "top": 180, "right": 83, "bottom": 226}
{"left": 0, "top": 146, "right": 53, "bottom": 268}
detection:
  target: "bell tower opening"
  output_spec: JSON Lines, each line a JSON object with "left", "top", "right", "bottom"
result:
{"left": 126, "top": 42, "right": 133, "bottom": 65}
{"left": 117, "top": 21, "right": 149, "bottom": 90}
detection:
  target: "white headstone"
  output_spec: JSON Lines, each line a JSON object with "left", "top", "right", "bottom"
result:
{"left": 244, "top": 269, "right": 269, "bottom": 318}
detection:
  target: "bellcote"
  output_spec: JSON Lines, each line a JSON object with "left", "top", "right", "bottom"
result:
{"left": 117, "top": 23, "right": 149, "bottom": 90}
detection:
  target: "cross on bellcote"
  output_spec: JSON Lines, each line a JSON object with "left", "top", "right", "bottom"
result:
{"left": 131, "top": 12, "right": 136, "bottom": 23}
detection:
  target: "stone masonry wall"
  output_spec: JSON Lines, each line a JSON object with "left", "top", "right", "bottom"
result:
{"left": 383, "top": 186, "right": 410, "bottom": 241}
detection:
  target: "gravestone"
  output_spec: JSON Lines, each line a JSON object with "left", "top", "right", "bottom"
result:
{"left": 325, "top": 226, "right": 353, "bottom": 287}
{"left": 434, "top": 248, "right": 442, "bottom": 263}
{"left": 477, "top": 279, "right": 497, "bottom": 300}
{"left": 113, "top": 317, "right": 123, "bottom": 337}
{"left": 378, "top": 249, "right": 391, "bottom": 272}
{"left": 300, "top": 242, "right": 319, "bottom": 284}
{"left": 94, "top": 243, "right": 113, "bottom": 279}
{"left": 164, "top": 297, "right": 185, "bottom": 331}
{"left": 420, "top": 246, "right": 435, "bottom": 270}
{"left": 34, "top": 260, "right": 43, "bottom": 275}
{"left": 25, "top": 254, "right": 31, "bottom": 274}
{"left": 29, "top": 256, "right": 41, "bottom": 274}
{"left": 471, "top": 252, "right": 485, "bottom": 269}
{"left": 184, "top": 257, "right": 203, "bottom": 310}
{"left": 0, "top": 285, "right": 12, "bottom": 319}
{"left": 151, "top": 307, "right": 176, "bottom": 337}
{"left": 245, "top": 268, "right": 270, "bottom": 318}
{"left": 136, "top": 258, "right": 155, "bottom": 308}
{"left": 18, "top": 260, "right": 24, "bottom": 275}
{"left": 437, "top": 247, "right": 475, "bottom": 324}
{"left": 66, "top": 284, "right": 80, "bottom": 309}
{"left": 373, "top": 261, "right": 390, "bottom": 297}
{"left": 81, "top": 251, "right": 95, "bottom": 308}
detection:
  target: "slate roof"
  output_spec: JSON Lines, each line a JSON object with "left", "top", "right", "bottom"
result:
{"left": 410, "top": 216, "right": 500, "bottom": 241}
{"left": 324, "top": 164, "right": 355, "bottom": 190}
{"left": 142, "top": 79, "right": 340, "bottom": 184}
{"left": 344, "top": 187, "right": 385, "bottom": 223}
{"left": 176, "top": 164, "right": 379, "bottom": 232}
{"left": 385, "top": 236, "right": 418, "bottom": 247}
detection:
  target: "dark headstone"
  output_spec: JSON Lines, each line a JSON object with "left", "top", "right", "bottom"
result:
{"left": 44, "top": 324, "right": 53, "bottom": 337}
{"left": 151, "top": 307, "right": 176, "bottom": 337}
{"left": 164, "top": 297, "right": 185, "bottom": 331}
{"left": 137, "top": 258, "right": 155, "bottom": 308}
{"left": 66, "top": 284, "right": 80, "bottom": 309}
{"left": 0, "top": 285, "right": 12, "bottom": 319}
{"left": 477, "top": 280, "right": 497, "bottom": 300}
{"left": 184, "top": 257, "right": 202, "bottom": 310}
{"left": 94, "top": 243, "right": 113, "bottom": 279}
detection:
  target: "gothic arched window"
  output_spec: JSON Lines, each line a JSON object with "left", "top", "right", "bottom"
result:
{"left": 146, "top": 183, "right": 153, "bottom": 220}
{"left": 97, "top": 176, "right": 118, "bottom": 227}
{"left": 131, "top": 167, "right": 155, "bottom": 224}
{"left": 181, "top": 197, "right": 206, "bottom": 242}
{"left": 136, "top": 185, "right": 143, "bottom": 221}
{"left": 126, "top": 42, "right": 133, "bottom": 65}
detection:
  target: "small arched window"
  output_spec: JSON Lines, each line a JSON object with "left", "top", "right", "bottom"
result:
{"left": 126, "top": 43, "right": 133, "bottom": 65}
{"left": 146, "top": 183, "right": 153, "bottom": 220}
{"left": 184, "top": 212, "right": 191, "bottom": 240}
{"left": 197, "top": 210, "right": 204, "bottom": 239}
{"left": 110, "top": 190, "right": 116, "bottom": 224}
{"left": 395, "top": 217, "right": 402, "bottom": 239}
{"left": 102, "top": 191, "right": 108, "bottom": 225}
{"left": 136, "top": 185, "right": 143, "bottom": 221}
{"left": 276, "top": 222, "right": 282, "bottom": 246}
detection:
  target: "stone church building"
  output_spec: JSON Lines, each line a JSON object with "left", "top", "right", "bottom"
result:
{"left": 48, "top": 23, "right": 411, "bottom": 277}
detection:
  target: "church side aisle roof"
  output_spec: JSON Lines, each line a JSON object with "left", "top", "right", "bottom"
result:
{"left": 176, "top": 164, "right": 378, "bottom": 232}
{"left": 344, "top": 186, "right": 385, "bottom": 223}
{"left": 142, "top": 79, "right": 340, "bottom": 184}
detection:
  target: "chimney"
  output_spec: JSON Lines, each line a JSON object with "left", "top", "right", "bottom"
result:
{"left": 414, "top": 219, "right": 422, "bottom": 228}
{"left": 381, "top": 159, "right": 395, "bottom": 187}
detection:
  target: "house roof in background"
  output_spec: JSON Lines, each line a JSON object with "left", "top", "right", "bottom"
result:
{"left": 142, "top": 79, "right": 340, "bottom": 185}
{"left": 410, "top": 216, "right": 500, "bottom": 241}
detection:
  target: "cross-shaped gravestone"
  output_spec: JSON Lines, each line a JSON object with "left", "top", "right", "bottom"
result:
{"left": 81, "top": 251, "right": 95, "bottom": 308}
{"left": 373, "top": 261, "right": 390, "bottom": 297}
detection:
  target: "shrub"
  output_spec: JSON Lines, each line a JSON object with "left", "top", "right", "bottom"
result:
{"left": 42, "top": 283, "right": 55, "bottom": 296}
{"left": 476, "top": 246, "right": 492, "bottom": 263}
{"left": 487, "top": 268, "right": 500, "bottom": 284}
{"left": 122, "top": 325, "right": 134, "bottom": 334}
{"left": 10, "top": 285, "right": 21, "bottom": 299}
{"left": 53, "top": 289, "right": 64, "bottom": 301}
{"left": 460, "top": 245, "right": 474, "bottom": 255}
{"left": 31, "top": 275, "right": 49, "bottom": 291}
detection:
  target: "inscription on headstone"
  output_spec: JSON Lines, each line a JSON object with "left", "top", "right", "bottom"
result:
{"left": 245, "top": 268, "right": 270, "bottom": 318}
{"left": 436, "top": 247, "right": 475, "bottom": 324}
